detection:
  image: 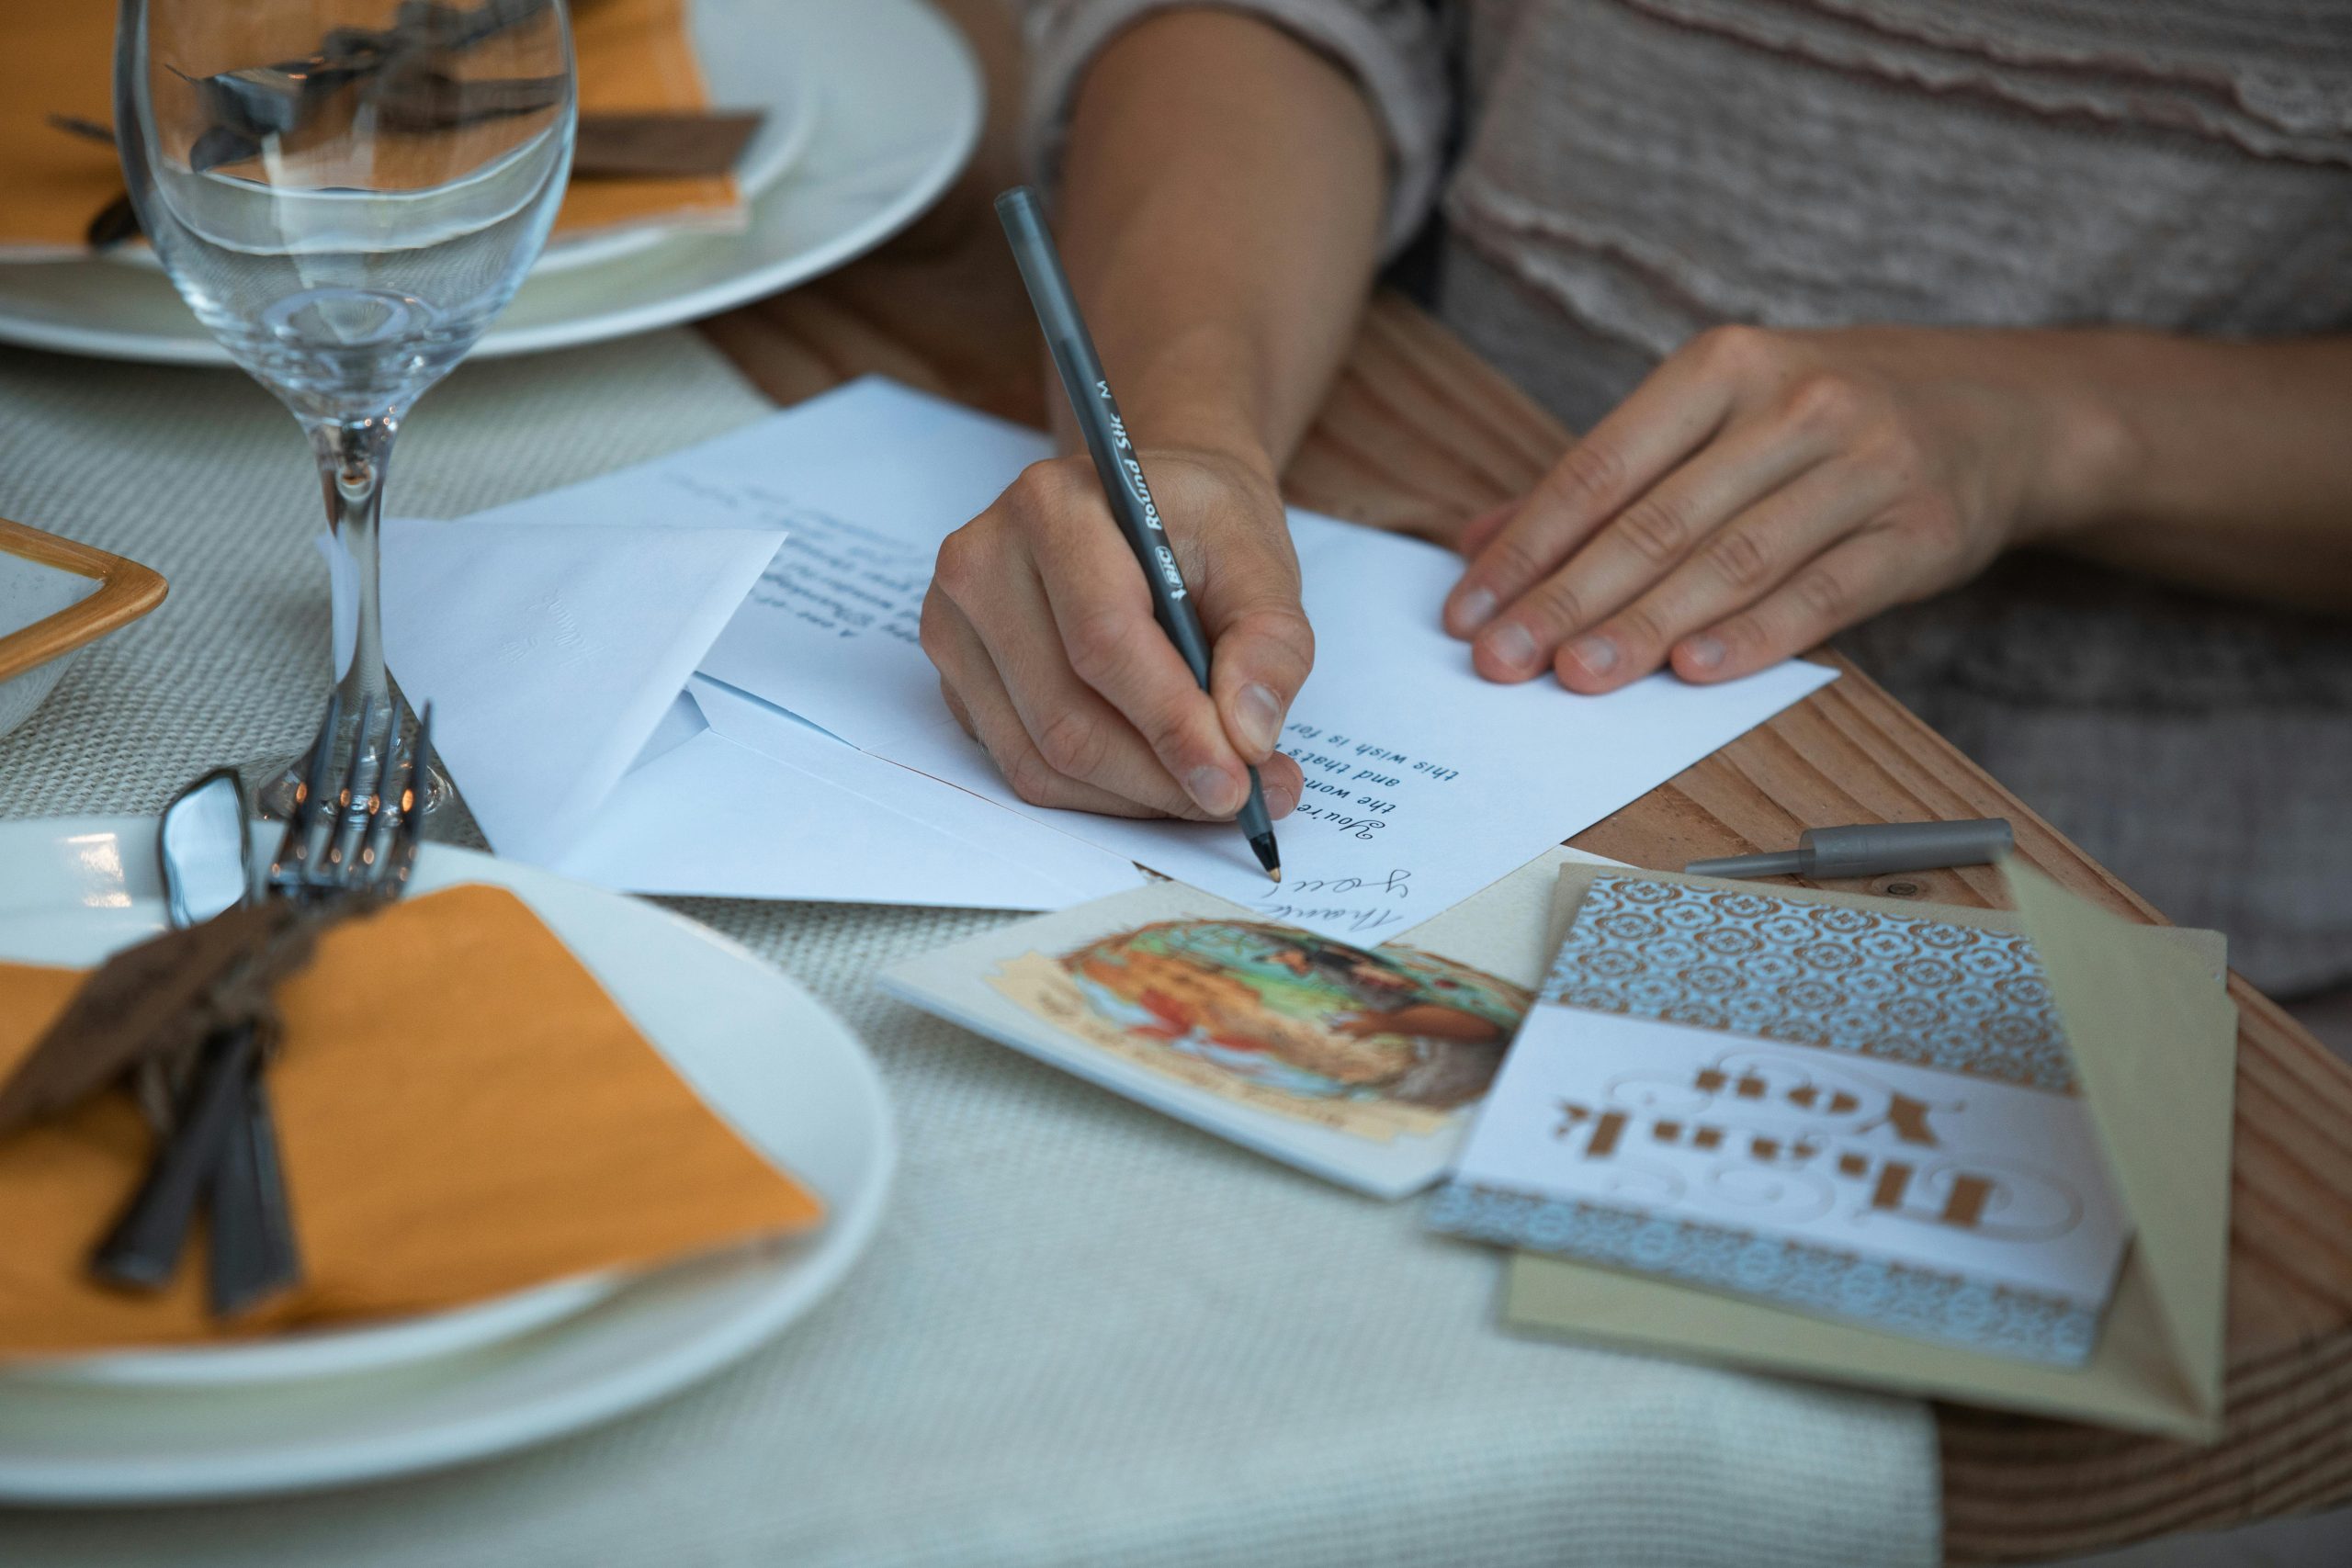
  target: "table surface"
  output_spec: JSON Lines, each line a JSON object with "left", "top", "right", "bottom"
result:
{"left": 693, "top": 5, "right": 2352, "bottom": 1560}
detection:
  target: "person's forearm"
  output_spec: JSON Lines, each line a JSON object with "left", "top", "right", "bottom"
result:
{"left": 2047, "top": 333, "right": 2352, "bottom": 609}
{"left": 1053, "top": 9, "right": 1387, "bottom": 479}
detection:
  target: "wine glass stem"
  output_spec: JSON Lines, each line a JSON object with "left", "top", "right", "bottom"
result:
{"left": 254, "top": 412, "right": 451, "bottom": 821}
{"left": 309, "top": 414, "right": 397, "bottom": 719}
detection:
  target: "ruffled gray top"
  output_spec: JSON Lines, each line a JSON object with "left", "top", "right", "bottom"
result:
{"left": 1020, "top": 0, "right": 2352, "bottom": 994}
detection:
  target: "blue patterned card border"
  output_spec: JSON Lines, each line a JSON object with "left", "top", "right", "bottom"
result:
{"left": 1546, "top": 875, "right": 2074, "bottom": 1093}
{"left": 1430, "top": 1180, "right": 2098, "bottom": 1365}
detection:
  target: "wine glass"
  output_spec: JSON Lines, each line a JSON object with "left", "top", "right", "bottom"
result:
{"left": 115, "top": 0, "right": 576, "bottom": 811}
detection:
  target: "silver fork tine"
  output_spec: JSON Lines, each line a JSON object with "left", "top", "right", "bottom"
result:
{"left": 269, "top": 691, "right": 341, "bottom": 893}
{"left": 383, "top": 704, "right": 435, "bottom": 895}
{"left": 320, "top": 695, "right": 379, "bottom": 891}
{"left": 354, "top": 697, "right": 403, "bottom": 888}
{"left": 357, "top": 703, "right": 418, "bottom": 888}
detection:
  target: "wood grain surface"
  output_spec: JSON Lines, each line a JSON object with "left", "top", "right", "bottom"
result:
{"left": 697, "top": 6, "right": 2352, "bottom": 1557}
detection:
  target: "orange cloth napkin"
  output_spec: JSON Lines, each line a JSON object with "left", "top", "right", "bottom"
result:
{"left": 0, "top": 883, "right": 822, "bottom": 1359}
{"left": 0, "top": 0, "right": 739, "bottom": 257}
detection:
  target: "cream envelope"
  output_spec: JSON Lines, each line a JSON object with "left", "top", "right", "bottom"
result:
{"left": 1498, "top": 862, "right": 2237, "bottom": 1440}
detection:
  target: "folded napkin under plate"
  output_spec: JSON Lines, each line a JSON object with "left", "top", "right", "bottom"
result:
{"left": 0, "top": 883, "right": 823, "bottom": 1359}
{"left": 0, "top": 0, "right": 741, "bottom": 260}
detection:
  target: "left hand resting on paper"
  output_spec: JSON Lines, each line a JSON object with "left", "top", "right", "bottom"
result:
{"left": 1442, "top": 325, "right": 2135, "bottom": 691}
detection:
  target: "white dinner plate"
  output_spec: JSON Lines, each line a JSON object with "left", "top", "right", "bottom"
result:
{"left": 0, "top": 0, "right": 980, "bottom": 364}
{"left": 12, "top": 1272, "right": 618, "bottom": 1392}
{"left": 522, "top": 0, "right": 827, "bottom": 275}
{"left": 0, "top": 817, "right": 896, "bottom": 1505}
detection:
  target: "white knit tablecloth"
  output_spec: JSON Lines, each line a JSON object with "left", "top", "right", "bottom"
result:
{"left": 0, "top": 333, "right": 1939, "bottom": 1568}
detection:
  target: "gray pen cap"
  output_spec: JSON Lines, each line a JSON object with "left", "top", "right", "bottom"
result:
{"left": 1684, "top": 818, "right": 2014, "bottom": 880}
{"left": 1800, "top": 818, "right": 2013, "bottom": 878}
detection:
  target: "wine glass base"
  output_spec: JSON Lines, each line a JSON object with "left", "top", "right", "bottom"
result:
{"left": 243, "top": 675, "right": 458, "bottom": 823}
{"left": 247, "top": 754, "right": 458, "bottom": 823}
{"left": 242, "top": 685, "right": 457, "bottom": 824}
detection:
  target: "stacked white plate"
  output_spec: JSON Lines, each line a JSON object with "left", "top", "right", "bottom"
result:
{"left": 0, "top": 0, "right": 985, "bottom": 364}
{"left": 0, "top": 818, "right": 896, "bottom": 1505}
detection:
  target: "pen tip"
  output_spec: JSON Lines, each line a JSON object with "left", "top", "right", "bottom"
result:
{"left": 1247, "top": 829, "right": 1282, "bottom": 883}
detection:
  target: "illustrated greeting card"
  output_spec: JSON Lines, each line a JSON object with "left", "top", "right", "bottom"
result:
{"left": 880, "top": 849, "right": 1618, "bottom": 1197}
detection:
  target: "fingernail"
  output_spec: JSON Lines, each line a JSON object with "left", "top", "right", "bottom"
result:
{"left": 1487, "top": 622, "right": 1537, "bottom": 671}
{"left": 1683, "top": 635, "right": 1724, "bottom": 672}
{"left": 1187, "top": 765, "right": 1244, "bottom": 816}
{"left": 1238, "top": 682, "right": 1283, "bottom": 754}
{"left": 1265, "top": 776, "right": 1299, "bottom": 818}
{"left": 1453, "top": 587, "right": 1498, "bottom": 633}
{"left": 1567, "top": 634, "right": 1618, "bottom": 676}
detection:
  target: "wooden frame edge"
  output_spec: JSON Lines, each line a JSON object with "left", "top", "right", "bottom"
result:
{"left": 0, "top": 516, "right": 169, "bottom": 683}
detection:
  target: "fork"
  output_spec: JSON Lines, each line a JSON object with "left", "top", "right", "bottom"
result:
{"left": 268, "top": 693, "right": 432, "bottom": 907}
{"left": 91, "top": 694, "right": 435, "bottom": 1311}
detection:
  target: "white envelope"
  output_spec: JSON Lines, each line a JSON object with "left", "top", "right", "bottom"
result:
{"left": 549, "top": 678, "right": 1148, "bottom": 907}
{"left": 375, "top": 518, "right": 1146, "bottom": 911}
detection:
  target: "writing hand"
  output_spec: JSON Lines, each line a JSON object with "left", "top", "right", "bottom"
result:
{"left": 922, "top": 446, "right": 1312, "bottom": 819}
{"left": 1442, "top": 326, "right": 2126, "bottom": 688}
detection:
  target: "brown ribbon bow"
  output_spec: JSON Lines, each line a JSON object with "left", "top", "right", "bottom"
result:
{"left": 0, "top": 899, "right": 355, "bottom": 1137}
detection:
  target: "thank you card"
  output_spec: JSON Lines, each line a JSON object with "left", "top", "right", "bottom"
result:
{"left": 1430, "top": 875, "right": 2132, "bottom": 1364}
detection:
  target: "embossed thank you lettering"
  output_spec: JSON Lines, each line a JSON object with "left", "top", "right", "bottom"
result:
{"left": 1548, "top": 1057, "right": 2027, "bottom": 1234}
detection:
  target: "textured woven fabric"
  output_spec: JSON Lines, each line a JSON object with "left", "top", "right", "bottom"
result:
{"left": 0, "top": 335, "right": 1937, "bottom": 1567}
